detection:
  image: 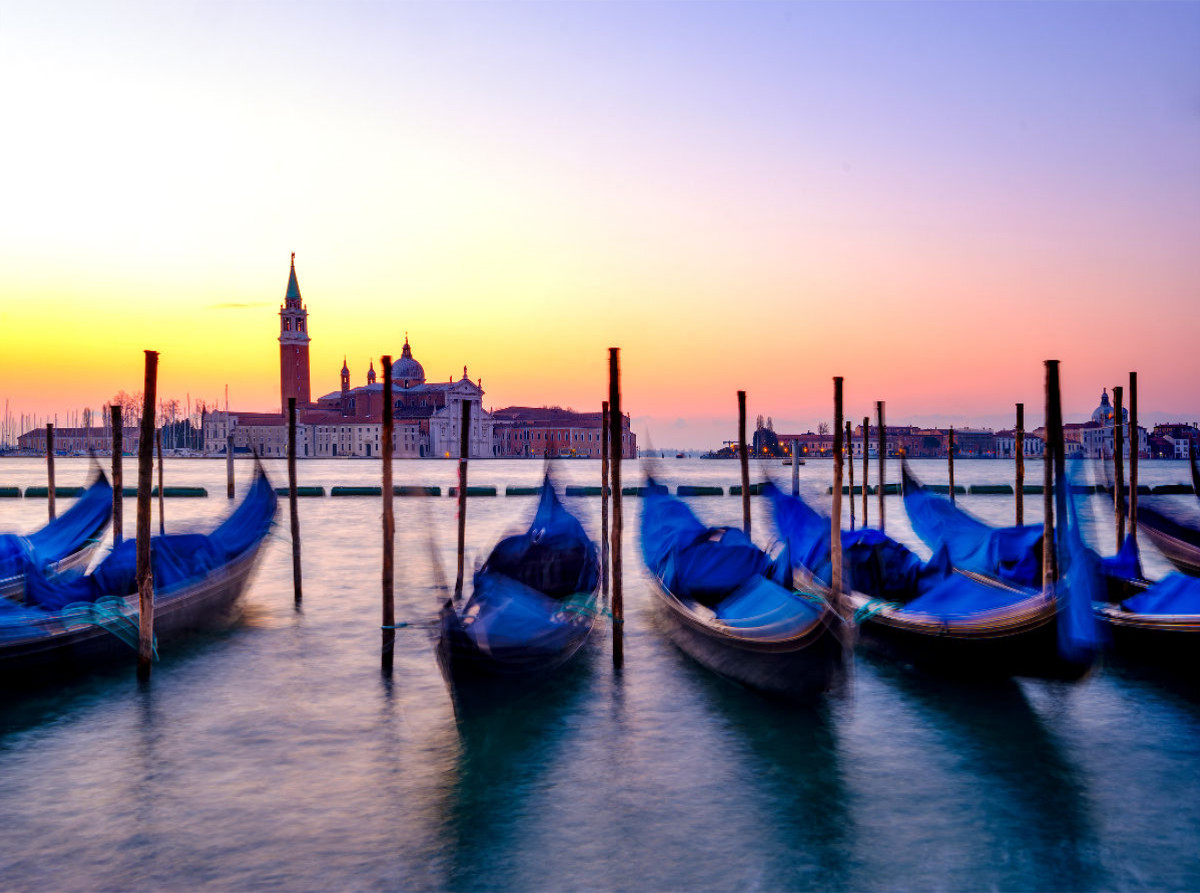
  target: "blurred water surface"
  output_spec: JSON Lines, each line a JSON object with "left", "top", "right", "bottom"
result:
{"left": 0, "top": 457, "right": 1198, "bottom": 891}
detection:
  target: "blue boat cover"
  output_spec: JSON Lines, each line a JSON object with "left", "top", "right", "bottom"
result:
{"left": 0, "top": 472, "right": 112, "bottom": 581}
{"left": 449, "top": 475, "right": 599, "bottom": 662}
{"left": 641, "top": 480, "right": 819, "bottom": 629}
{"left": 767, "top": 482, "right": 937, "bottom": 603}
{"left": 902, "top": 468, "right": 1044, "bottom": 589}
{"left": 482, "top": 474, "right": 599, "bottom": 599}
{"left": 897, "top": 573, "right": 1033, "bottom": 617}
{"left": 643, "top": 480, "right": 770, "bottom": 606}
{"left": 22, "top": 470, "right": 277, "bottom": 611}
{"left": 1122, "top": 573, "right": 1200, "bottom": 615}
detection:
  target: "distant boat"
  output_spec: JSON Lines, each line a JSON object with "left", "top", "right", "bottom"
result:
{"left": 676, "top": 452, "right": 685, "bottom": 459}
{"left": 640, "top": 478, "right": 847, "bottom": 700}
{"left": 782, "top": 458, "right": 804, "bottom": 466}
{"left": 0, "top": 469, "right": 112, "bottom": 601}
{"left": 437, "top": 474, "right": 601, "bottom": 704}
{"left": 0, "top": 467, "right": 277, "bottom": 683}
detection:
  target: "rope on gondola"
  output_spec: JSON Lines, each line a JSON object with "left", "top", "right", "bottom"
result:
{"left": 59, "top": 596, "right": 158, "bottom": 658}
{"left": 853, "top": 598, "right": 899, "bottom": 624}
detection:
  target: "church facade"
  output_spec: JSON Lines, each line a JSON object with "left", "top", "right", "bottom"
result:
{"left": 204, "top": 256, "right": 496, "bottom": 458}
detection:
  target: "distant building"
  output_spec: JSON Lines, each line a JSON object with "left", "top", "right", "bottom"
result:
{"left": 17, "top": 425, "right": 142, "bottom": 455}
{"left": 203, "top": 256, "right": 496, "bottom": 458}
{"left": 1149, "top": 423, "right": 1198, "bottom": 459}
{"left": 491, "top": 407, "right": 635, "bottom": 458}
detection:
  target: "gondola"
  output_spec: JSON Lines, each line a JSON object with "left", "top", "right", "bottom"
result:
{"left": 902, "top": 457, "right": 1146, "bottom": 599}
{"left": 1130, "top": 488, "right": 1200, "bottom": 578}
{"left": 436, "top": 474, "right": 601, "bottom": 696}
{"left": 640, "top": 479, "right": 847, "bottom": 701}
{"left": 0, "top": 469, "right": 113, "bottom": 600}
{"left": 0, "top": 467, "right": 277, "bottom": 683}
{"left": 769, "top": 480, "right": 1100, "bottom": 681}
{"left": 1096, "top": 573, "right": 1200, "bottom": 671}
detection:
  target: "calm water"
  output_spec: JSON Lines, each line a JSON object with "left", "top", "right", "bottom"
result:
{"left": 1, "top": 456, "right": 1198, "bottom": 891}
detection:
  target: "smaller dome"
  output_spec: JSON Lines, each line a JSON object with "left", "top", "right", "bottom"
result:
{"left": 391, "top": 336, "right": 425, "bottom": 386}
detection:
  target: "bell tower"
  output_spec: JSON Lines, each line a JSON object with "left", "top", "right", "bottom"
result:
{"left": 279, "top": 253, "right": 312, "bottom": 415}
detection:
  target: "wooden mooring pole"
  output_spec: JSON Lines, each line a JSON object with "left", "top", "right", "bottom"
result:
{"left": 846, "top": 420, "right": 855, "bottom": 531}
{"left": 876, "top": 401, "right": 886, "bottom": 534}
{"left": 791, "top": 438, "right": 800, "bottom": 496}
{"left": 601, "top": 401, "right": 610, "bottom": 606}
{"left": 1129, "top": 372, "right": 1138, "bottom": 544}
{"left": 111, "top": 406, "right": 123, "bottom": 546}
{"left": 136, "top": 351, "right": 158, "bottom": 681}
{"left": 738, "top": 390, "right": 750, "bottom": 538}
{"left": 46, "top": 423, "right": 56, "bottom": 521}
{"left": 1015, "top": 403, "right": 1025, "bottom": 525}
{"left": 156, "top": 429, "right": 165, "bottom": 535}
{"left": 831, "top": 379, "right": 844, "bottom": 605}
{"left": 1113, "top": 385, "right": 1126, "bottom": 550}
{"left": 948, "top": 426, "right": 956, "bottom": 505}
{"left": 454, "top": 399, "right": 470, "bottom": 600}
{"left": 288, "top": 397, "right": 302, "bottom": 605}
{"left": 1043, "top": 361, "right": 1059, "bottom": 589}
{"left": 609, "top": 348, "right": 623, "bottom": 668}
{"left": 381, "top": 358, "right": 394, "bottom": 672}
{"left": 862, "top": 417, "right": 869, "bottom": 527}
{"left": 226, "top": 432, "right": 235, "bottom": 499}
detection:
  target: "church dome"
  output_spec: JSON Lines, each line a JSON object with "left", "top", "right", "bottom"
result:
{"left": 391, "top": 337, "right": 425, "bottom": 386}
{"left": 1090, "top": 388, "right": 1128, "bottom": 426}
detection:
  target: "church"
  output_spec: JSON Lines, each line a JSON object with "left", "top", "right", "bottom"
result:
{"left": 205, "top": 255, "right": 496, "bottom": 458}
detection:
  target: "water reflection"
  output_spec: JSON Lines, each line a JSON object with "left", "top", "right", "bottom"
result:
{"left": 673, "top": 657, "right": 851, "bottom": 890}
{"left": 865, "top": 654, "right": 1098, "bottom": 890}
{"left": 440, "top": 644, "right": 598, "bottom": 890}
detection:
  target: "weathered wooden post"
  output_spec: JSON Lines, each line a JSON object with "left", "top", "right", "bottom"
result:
{"left": 1113, "top": 385, "right": 1126, "bottom": 550}
{"left": 790, "top": 438, "right": 800, "bottom": 496}
{"left": 948, "top": 426, "right": 956, "bottom": 506}
{"left": 381, "top": 357, "right": 394, "bottom": 672}
{"left": 876, "top": 401, "right": 886, "bottom": 534}
{"left": 862, "top": 416, "right": 869, "bottom": 527}
{"left": 1049, "top": 361, "right": 1068, "bottom": 587}
{"left": 609, "top": 348, "right": 624, "bottom": 668}
{"left": 155, "top": 428, "right": 166, "bottom": 534}
{"left": 46, "top": 423, "right": 56, "bottom": 520}
{"left": 846, "top": 420, "right": 855, "bottom": 531}
{"left": 136, "top": 351, "right": 158, "bottom": 681}
{"left": 226, "top": 431, "right": 235, "bottom": 499}
{"left": 111, "top": 406, "right": 123, "bottom": 545}
{"left": 454, "top": 399, "right": 471, "bottom": 600}
{"left": 1129, "top": 372, "right": 1138, "bottom": 544}
{"left": 738, "top": 390, "right": 750, "bottom": 538}
{"left": 288, "top": 397, "right": 302, "bottom": 605}
{"left": 831, "top": 379, "right": 844, "bottom": 603}
{"left": 1015, "top": 403, "right": 1025, "bottom": 525}
{"left": 601, "top": 401, "right": 610, "bottom": 605}
{"left": 1043, "top": 361, "right": 1059, "bottom": 589}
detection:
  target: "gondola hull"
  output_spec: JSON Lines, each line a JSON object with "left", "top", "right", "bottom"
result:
{"left": 848, "top": 591, "right": 1092, "bottom": 681}
{"left": 1139, "top": 524, "right": 1200, "bottom": 577}
{"left": 436, "top": 591, "right": 598, "bottom": 689}
{"left": 0, "top": 544, "right": 265, "bottom": 684}
{"left": 650, "top": 578, "right": 847, "bottom": 701}
{"left": 1098, "top": 606, "right": 1200, "bottom": 672}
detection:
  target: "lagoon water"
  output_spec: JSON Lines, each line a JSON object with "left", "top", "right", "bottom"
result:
{"left": 1, "top": 456, "right": 1199, "bottom": 891}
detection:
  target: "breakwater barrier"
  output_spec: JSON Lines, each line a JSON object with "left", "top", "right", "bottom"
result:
{"left": 7, "top": 482, "right": 1195, "bottom": 499}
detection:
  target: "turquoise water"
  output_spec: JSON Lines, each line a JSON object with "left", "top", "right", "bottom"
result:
{"left": 1, "top": 457, "right": 1198, "bottom": 891}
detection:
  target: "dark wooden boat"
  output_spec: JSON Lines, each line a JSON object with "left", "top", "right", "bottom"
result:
{"left": 436, "top": 475, "right": 601, "bottom": 697}
{"left": 0, "top": 469, "right": 113, "bottom": 600}
{"left": 1134, "top": 502, "right": 1200, "bottom": 577}
{"left": 0, "top": 468, "right": 276, "bottom": 684}
{"left": 770, "top": 480, "right": 1098, "bottom": 681}
{"left": 641, "top": 480, "right": 847, "bottom": 701}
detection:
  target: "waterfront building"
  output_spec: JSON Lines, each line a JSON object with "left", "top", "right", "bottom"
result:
{"left": 491, "top": 407, "right": 635, "bottom": 458}
{"left": 995, "top": 430, "right": 1045, "bottom": 458}
{"left": 1149, "top": 423, "right": 1198, "bottom": 459}
{"left": 1076, "top": 389, "right": 1147, "bottom": 459}
{"left": 16, "top": 426, "right": 141, "bottom": 455}
{"left": 201, "top": 256, "right": 497, "bottom": 458}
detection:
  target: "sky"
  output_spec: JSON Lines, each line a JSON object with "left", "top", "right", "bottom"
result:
{"left": 1, "top": 1, "right": 1198, "bottom": 448}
